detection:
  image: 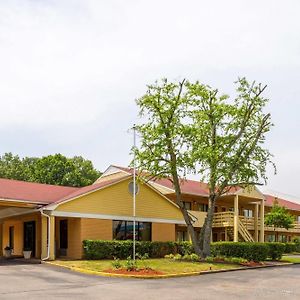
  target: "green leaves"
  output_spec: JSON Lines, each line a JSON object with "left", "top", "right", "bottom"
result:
{"left": 265, "top": 203, "right": 295, "bottom": 230}
{"left": 134, "top": 77, "right": 274, "bottom": 195}
{"left": 0, "top": 152, "right": 101, "bottom": 187}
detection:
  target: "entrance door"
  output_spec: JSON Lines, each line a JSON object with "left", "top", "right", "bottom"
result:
{"left": 24, "top": 221, "right": 36, "bottom": 257}
{"left": 59, "top": 220, "right": 68, "bottom": 256}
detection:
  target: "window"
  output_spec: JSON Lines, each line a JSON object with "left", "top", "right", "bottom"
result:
{"left": 183, "top": 202, "right": 192, "bottom": 210}
{"left": 267, "top": 234, "right": 275, "bottom": 242}
{"left": 177, "top": 231, "right": 188, "bottom": 242}
{"left": 113, "top": 221, "right": 151, "bottom": 241}
{"left": 9, "top": 226, "right": 14, "bottom": 250}
{"left": 198, "top": 203, "right": 208, "bottom": 212}
{"left": 243, "top": 209, "right": 253, "bottom": 218}
{"left": 298, "top": 216, "right": 300, "bottom": 223}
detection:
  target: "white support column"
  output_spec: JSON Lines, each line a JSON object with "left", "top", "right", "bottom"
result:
{"left": 259, "top": 199, "right": 265, "bottom": 243}
{"left": 254, "top": 203, "right": 259, "bottom": 242}
{"left": 234, "top": 195, "right": 239, "bottom": 242}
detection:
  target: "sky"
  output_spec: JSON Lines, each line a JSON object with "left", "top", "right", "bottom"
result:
{"left": 0, "top": 0, "right": 299, "bottom": 198}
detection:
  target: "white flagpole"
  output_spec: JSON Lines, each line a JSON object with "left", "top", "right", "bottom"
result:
{"left": 133, "top": 124, "right": 136, "bottom": 261}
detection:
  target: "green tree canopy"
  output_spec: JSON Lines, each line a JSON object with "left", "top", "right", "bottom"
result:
{"left": 134, "top": 77, "right": 275, "bottom": 257}
{"left": 0, "top": 152, "right": 101, "bottom": 187}
{"left": 265, "top": 202, "right": 294, "bottom": 231}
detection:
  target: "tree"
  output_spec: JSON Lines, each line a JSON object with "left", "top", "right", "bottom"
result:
{"left": 134, "top": 78, "right": 274, "bottom": 258}
{"left": 0, "top": 153, "right": 101, "bottom": 187}
{"left": 265, "top": 202, "right": 294, "bottom": 241}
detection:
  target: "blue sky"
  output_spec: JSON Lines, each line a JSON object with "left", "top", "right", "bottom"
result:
{"left": 0, "top": 0, "right": 299, "bottom": 198}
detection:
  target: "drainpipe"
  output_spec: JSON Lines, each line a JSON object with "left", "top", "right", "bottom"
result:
{"left": 40, "top": 209, "right": 50, "bottom": 261}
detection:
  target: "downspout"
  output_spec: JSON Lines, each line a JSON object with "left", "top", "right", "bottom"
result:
{"left": 40, "top": 209, "right": 50, "bottom": 261}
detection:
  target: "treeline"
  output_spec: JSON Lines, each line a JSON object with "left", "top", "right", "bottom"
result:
{"left": 0, "top": 153, "right": 101, "bottom": 187}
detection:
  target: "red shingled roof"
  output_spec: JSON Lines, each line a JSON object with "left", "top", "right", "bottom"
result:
{"left": 111, "top": 165, "right": 210, "bottom": 196}
{"left": 111, "top": 165, "right": 300, "bottom": 211}
{"left": 0, "top": 178, "right": 79, "bottom": 204}
{"left": 264, "top": 194, "right": 300, "bottom": 211}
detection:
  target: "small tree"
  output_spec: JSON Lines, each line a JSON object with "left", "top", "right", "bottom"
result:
{"left": 134, "top": 78, "right": 275, "bottom": 258}
{"left": 265, "top": 202, "right": 294, "bottom": 241}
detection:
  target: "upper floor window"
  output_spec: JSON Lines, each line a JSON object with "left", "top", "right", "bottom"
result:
{"left": 198, "top": 203, "right": 208, "bottom": 212}
{"left": 244, "top": 209, "right": 253, "bottom": 218}
{"left": 183, "top": 202, "right": 192, "bottom": 210}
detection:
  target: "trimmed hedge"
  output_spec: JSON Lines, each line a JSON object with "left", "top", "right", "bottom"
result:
{"left": 83, "top": 240, "right": 177, "bottom": 259}
{"left": 283, "top": 242, "right": 298, "bottom": 254}
{"left": 265, "top": 242, "right": 285, "bottom": 260}
{"left": 83, "top": 240, "right": 295, "bottom": 261}
{"left": 211, "top": 242, "right": 269, "bottom": 262}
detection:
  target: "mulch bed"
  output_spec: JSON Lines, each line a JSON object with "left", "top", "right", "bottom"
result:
{"left": 104, "top": 268, "right": 165, "bottom": 276}
{"left": 240, "top": 261, "right": 264, "bottom": 267}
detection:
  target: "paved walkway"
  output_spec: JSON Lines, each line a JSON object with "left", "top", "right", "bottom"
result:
{"left": 0, "top": 263, "right": 299, "bottom": 299}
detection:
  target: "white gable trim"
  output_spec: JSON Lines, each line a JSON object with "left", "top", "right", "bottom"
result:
{"left": 50, "top": 210, "right": 185, "bottom": 225}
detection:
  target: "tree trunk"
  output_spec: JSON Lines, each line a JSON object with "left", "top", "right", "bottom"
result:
{"left": 198, "top": 196, "right": 216, "bottom": 258}
{"left": 180, "top": 208, "right": 201, "bottom": 256}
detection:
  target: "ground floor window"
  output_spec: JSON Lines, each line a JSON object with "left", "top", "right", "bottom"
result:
{"left": 113, "top": 220, "right": 151, "bottom": 241}
{"left": 267, "top": 234, "right": 275, "bottom": 242}
{"left": 176, "top": 230, "right": 189, "bottom": 241}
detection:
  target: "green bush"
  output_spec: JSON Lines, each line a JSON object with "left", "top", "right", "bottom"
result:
{"left": 83, "top": 240, "right": 178, "bottom": 259}
{"left": 182, "top": 253, "right": 200, "bottom": 262}
{"left": 111, "top": 258, "right": 122, "bottom": 269}
{"left": 211, "top": 242, "right": 269, "bottom": 262}
{"left": 177, "top": 241, "right": 194, "bottom": 255}
{"left": 265, "top": 242, "right": 285, "bottom": 260}
{"left": 125, "top": 256, "right": 137, "bottom": 271}
{"left": 83, "top": 240, "right": 289, "bottom": 261}
{"left": 284, "top": 243, "right": 297, "bottom": 253}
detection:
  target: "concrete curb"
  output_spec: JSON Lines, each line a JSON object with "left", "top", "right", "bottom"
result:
{"left": 44, "top": 261, "right": 295, "bottom": 280}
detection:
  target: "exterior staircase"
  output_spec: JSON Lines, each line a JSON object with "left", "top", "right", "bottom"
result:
{"left": 212, "top": 212, "right": 255, "bottom": 242}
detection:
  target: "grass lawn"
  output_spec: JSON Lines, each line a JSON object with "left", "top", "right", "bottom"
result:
{"left": 52, "top": 259, "right": 239, "bottom": 275}
{"left": 281, "top": 255, "right": 300, "bottom": 264}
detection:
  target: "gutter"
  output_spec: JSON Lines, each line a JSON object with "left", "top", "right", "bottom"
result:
{"left": 40, "top": 209, "right": 51, "bottom": 261}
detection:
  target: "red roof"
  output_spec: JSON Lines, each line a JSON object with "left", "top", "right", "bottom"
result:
{"left": 264, "top": 194, "right": 300, "bottom": 211}
{"left": 111, "top": 165, "right": 209, "bottom": 196}
{"left": 0, "top": 178, "right": 79, "bottom": 204}
{"left": 112, "top": 166, "right": 300, "bottom": 211}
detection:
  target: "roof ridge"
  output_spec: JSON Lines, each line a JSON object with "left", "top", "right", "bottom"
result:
{"left": 0, "top": 177, "right": 80, "bottom": 190}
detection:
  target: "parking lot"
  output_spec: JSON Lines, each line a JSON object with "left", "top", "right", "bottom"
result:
{"left": 0, "top": 263, "right": 299, "bottom": 300}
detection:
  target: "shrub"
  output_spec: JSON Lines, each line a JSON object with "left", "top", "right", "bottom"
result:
{"left": 205, "top": 256, "right": 214, "bottom": 263}
{"left": 125, "top": 256, "right": 138, "bottom": 271}
{"left": 224, "top": 257, "right": 248, "bottom": 264}
{"left": 182, "top": 253, "right": 200, "bottom": 262}
{"left": 265, "top": 242, "right": 285, "bottom": 260}
{"left": 164, "top": 254, "right": 175, "bottom": 259}
{"left": 211, "top": 242, "right": 269, "bottom": 262}
{"left": 283, "top": 243, "right": 297, "bottom": 254}
{"left": 174, "top": 253, "right": 182, "bottom": 260}
{"left": 111, "top": 258, "right": 122, "bottom": 269}
{"left": 177, "top": 241, "right": 194, "bottom": 255}
{"left": 83, "top": 240, "right": 179, "bottom": 260}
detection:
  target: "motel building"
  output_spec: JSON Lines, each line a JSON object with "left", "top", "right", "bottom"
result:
{"left": 0, "top": 165, "right": 300, "bottom": 260}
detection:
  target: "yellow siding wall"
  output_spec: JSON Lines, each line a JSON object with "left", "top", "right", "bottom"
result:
{"left": 55, "top": 178, "right": 183, "bottom": 221}
{"left": 2, "top": 213, "right": 41, "bottom": 258}
{"left": 152, "top": 223, "right": 175, "bottom": 241}
{"left": 81, "top": 219, "right": 112, "bottom": 241}
{"left": 67, "top": 218, "right": 82, "bottom": 259}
